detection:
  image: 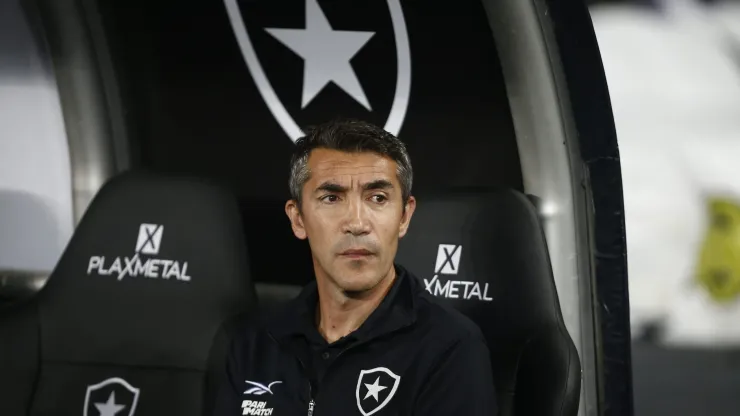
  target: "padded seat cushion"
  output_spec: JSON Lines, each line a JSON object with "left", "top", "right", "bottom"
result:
{"left": 396, "top": 188, "right": 581, "bottom": 415}
{"left": 23, "top": 171, "right": 255, "bottom": 416}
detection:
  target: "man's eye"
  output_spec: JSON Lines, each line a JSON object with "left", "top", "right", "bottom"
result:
{"left": 372, "top": 194, "right": 388, "bottom": 203}
{"left": 321, "top": 195, "right": 339, "bottom": 203}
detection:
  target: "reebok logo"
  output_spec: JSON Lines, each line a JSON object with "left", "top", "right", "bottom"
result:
{"left": 243, "top": 381, "right": 282, "bottom": 396}
{"left": 241, "top": 380, "right": 280, "bottom": 414}
{"left": 423, "top": 244, "right": 493, "bottom": 301}
{"left": 87, "top": 223, "right": 191, "bottom": 282}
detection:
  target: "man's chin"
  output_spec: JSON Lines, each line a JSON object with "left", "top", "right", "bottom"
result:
{"left": 333, "top": 270, "right": 382, "bottom": 295}
{"left": 324, "top": 258, "right": 392, "bottom": 294}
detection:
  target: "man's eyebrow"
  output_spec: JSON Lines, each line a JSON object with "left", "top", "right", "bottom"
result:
{"left": 363, "top": 179, "right": 394, "bottom": 191}
{"left": 314, "top": 179, "right": 394, "bottom": 193}
{"left": 315, "top": 181, "right": 346, "bottom": 193}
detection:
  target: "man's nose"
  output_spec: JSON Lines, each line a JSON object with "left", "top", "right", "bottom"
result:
{"left": 343, "top": 196, "right": 371, "bottom": 235}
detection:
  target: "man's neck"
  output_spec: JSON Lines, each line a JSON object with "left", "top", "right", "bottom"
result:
{"left": 315, "top": 267, "right": 396, "bottom": 344}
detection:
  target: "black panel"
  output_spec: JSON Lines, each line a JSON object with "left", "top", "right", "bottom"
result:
{"left": 93, "top": 0, "right": 521, "bottom": 284}
{"left": 632, "top": 342, "right": 740, "bottom": 416}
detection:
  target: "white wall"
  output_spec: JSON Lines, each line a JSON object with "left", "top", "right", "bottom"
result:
{"left": 0, "top": 0, "right": 73, "bottom": 272}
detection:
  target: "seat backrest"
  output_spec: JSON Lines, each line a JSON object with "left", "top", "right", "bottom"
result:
{"left": 396, "top": 189, "right": 581, "bottom": 416}
{"left": 1, "top": 171, "right": 256, "bottom": 416}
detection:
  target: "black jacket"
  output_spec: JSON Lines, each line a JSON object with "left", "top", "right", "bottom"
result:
{"left": 212, "top": 264, "right": 497, "bottom": 415}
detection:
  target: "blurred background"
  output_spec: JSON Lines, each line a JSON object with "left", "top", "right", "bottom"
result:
{"left": 2, "top": 0, "right": 740, "bottom": 414}
{"left": 587, "top": 0, "right": 740, "bottom": 414}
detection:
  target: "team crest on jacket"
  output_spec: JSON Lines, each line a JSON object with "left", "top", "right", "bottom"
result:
{"left": 222, "top": 0, "right": 412, "bottom": 143}
{"left": 83, "top": 377, "right": 140, "bottom": 416}
{"left": 355, "top": 367, "right": 401, "bottom": 416}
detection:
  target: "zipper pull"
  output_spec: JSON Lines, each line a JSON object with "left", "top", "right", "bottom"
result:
{"left": 307, "top": 399, "right": 315, "bottom": 416}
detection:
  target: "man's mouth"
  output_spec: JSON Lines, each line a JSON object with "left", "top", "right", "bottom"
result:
{"left": 340, "top": 249, "right": 374, "bottom": 258}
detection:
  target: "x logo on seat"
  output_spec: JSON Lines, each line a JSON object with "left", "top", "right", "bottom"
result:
{"left": 135, "top": 224, "right": 164, "bottom": 255}
{"left": 435, "top": 244, "right": 462, "bottom": 275}
{"left": 140, "top": 225, "right": 160, "bottom": 253}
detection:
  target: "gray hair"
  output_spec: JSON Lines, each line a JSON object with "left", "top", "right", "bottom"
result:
{"left": 289, "top": 118, "right": 413, "bottom": 207}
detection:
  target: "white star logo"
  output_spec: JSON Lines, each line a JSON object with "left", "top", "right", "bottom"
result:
{"left": 355, "top": 367, "right": 401, "bottom": 416}
{"left": 94, "top": 392, "right": 126, "bottom": 416}
{"left": 224, "top": 0, "right": 412, "bottom": 142}
{"left": 264, "top": 0, "right": 375, "bottom": 110}
{"left": 363, "top": 376, "right": 388, "bottom": 402}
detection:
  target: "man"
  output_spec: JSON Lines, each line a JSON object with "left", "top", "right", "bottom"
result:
{"left": 213, "top": 119, "right": 497, "bottom": 415}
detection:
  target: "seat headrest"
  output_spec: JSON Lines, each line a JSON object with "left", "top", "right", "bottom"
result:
{"left": 36, "top": 171, "right": 255, "bottom": 369}
{"left": 396, "top": 189, "right": 564, "bottom": 339}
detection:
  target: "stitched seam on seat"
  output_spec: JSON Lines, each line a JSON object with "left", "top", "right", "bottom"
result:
{"left": 410, "top": 335, "right": 468, "bottom": 410}
{"left": 39, "top": 358, "right": 206, "bottom": 373}
{"left": 511, "top": 331, "right": 536, "bottom": 404}
{"left": 557, "top": 325, "right": 574, "bottom": 416}
{"left": 518, "top": 326, "right": 577, "bottom": 415}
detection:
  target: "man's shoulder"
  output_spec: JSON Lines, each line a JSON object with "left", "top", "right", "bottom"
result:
{"left": 409, "top": 280, "right": 488, "bottom": 346}
{"left": 231, "top": 301, "right": 292, "bottom": 336}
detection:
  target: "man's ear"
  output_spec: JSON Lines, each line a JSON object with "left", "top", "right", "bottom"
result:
{"left": 285, "top": 199, "right": 307, "bottom": 240}
{"left": 398, "top": 196, "right": 416, "bottom": 238}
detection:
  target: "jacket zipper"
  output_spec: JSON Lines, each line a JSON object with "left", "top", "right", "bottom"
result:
{"left": 307, "top": 398, "right": 315, "bottom": 416}
{"left": 267, "top": 332, "right": 318, "bottom": 415}
{"left": 306, "top": 374, "right": 316, "bottom": 416}
{"left": 303, "top": 340, "right": 377, "bottom": 415}
{"left": 268, "top": 327, "right": 408, "bottom": 415}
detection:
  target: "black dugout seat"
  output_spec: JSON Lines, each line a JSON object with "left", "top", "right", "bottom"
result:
{"left": 396, "top": 189, "right": 581, "bottom": 416}
{"left": 0, "top": 171, "right": 256, "bottom": 416}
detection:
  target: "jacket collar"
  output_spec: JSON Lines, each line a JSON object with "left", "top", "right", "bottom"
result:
{"left": 267, "top": 263, "right": 419, "bottom": 344}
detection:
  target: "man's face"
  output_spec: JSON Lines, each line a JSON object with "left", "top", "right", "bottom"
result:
{"left": 285, "top": 148, "right": 415, "bottom": 293}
